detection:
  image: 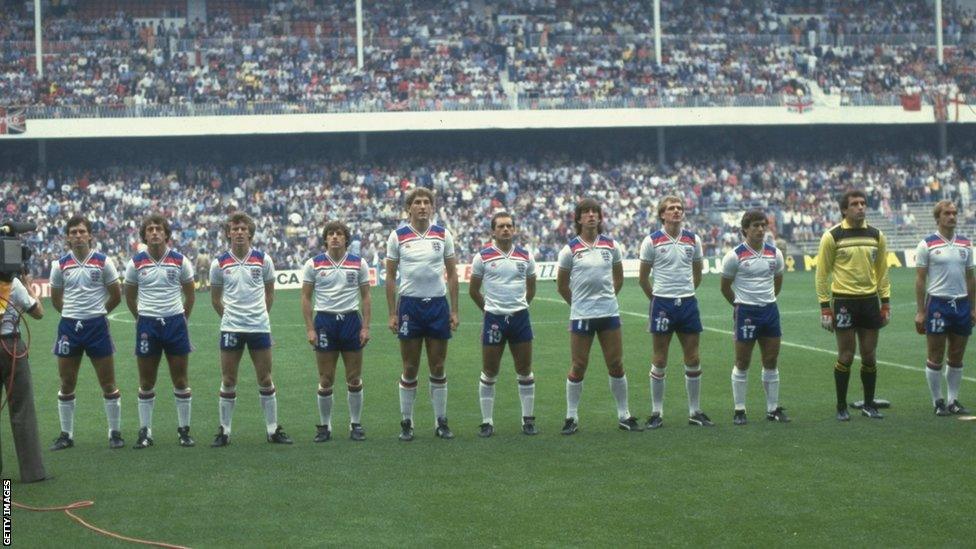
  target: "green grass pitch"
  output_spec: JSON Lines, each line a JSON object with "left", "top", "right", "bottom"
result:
{"left": 7, "top": 269, "right": 976, "bottom": 547}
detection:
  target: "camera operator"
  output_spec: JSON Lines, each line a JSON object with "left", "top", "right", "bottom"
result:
{"left": 0, "top": 270, "right": 48, "bottom": 483}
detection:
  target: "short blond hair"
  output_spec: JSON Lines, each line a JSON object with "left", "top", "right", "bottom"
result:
{"left": 933, "top": 199, "right": 957, "bottom": 220}
{"left": 657, "top": 195, "right": 683, "bottom": 221}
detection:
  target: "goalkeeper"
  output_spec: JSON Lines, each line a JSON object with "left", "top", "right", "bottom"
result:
{"left": 815, "top": 190, "right": 892, "bottom": 422}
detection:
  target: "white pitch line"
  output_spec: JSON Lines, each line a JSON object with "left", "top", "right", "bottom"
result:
{"left": 536, "top": 297, "right": 976, "bottom": 383}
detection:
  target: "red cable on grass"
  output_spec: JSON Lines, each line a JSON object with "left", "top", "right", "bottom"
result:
{"left": 2, "top": 296, "right": 189, "bottom": 548}
{"left": 12, "top": 500, "right": 190, "bottom": 549}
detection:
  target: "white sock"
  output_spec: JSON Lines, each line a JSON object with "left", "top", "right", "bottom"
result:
{"left": 137, "top": 390, "right": 155, "bottom": 434}
{"left": 685, "top": 364, "right": 702, "bottom": 416}
{"left": 430, "top": 375, "right": 448, "bottom": 421}
{"left": 399, "top": 376, "right": 417, "bottom": 422}
{"left": 517, "top": 373, "right": 535, "bottom": 418}
{"left": 731, "top": 366, "right": 748, "bottom": 411}
{"left": 609, "top": 373, "right": 630, "bottom": 420}
{"left": 219, "top": 383, "right": 236, "bottom": 435}
{"left": 104, "top": 391, "right": 121, "bottom": 435}
{"left": 479, "top": 373, "right": 496, "bottom": 424}
{"left": 761, "top": 368, "right": 780, "bottom": 412}
{"left": 58, "top": 392, "right": 75, "bottom": 437}
{"left": 317, "top": 387, "right": 334, "bottom": 429}
{"left": 347, "top": 384, "right": 363, "bottom": 425}
{"left": 650, "top": 366, "right": 666, "bottom": 415}
{"left": 259, "top": 384, "right": 278, "bottom": 435}
{"left": 926, "top": 362, "right": 944, "bottom": 403}
{"left": 174, "top": 389, "right": 191, "bottom": 428}
{"left": 947, "top": 363, "right": 964, "bottom": 403}
{"left": 566, "top": 377, "right": 583, "bottom": 420}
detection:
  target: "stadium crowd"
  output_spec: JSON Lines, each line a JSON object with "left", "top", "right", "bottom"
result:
{"left": 3, "top": 151, "right": 973, "bottom": 278}
{"left": 2, "top": 0, "right": 975, "bottom": 110}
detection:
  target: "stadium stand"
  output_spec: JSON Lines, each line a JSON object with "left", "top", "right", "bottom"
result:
{"left": 2, "top": 0, "right": 975, "bottom": 113}
{"left": 4, "top": 148, "right": 974, "bottom": 277}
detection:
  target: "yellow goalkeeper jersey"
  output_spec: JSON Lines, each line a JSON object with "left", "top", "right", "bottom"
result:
{"left": 815, "top": 219, "right": 891, "bottom": 306}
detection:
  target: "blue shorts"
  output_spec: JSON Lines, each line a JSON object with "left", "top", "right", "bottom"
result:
{"left": 136, "top": 314, "right": 192, "bottom": 357}
{"left": 569, "top": 316, "right": 621, "bottom": 336}
{"left": 219, "top": 331, "right": 273, "bottom": 351}
{"left": 482, "top": 309, "right": 533, "bottom": 346}
{"left": 649, "top": 296, "right": 703, "bottom": 334}
{"left": 314, "top": 311, "right": 363, "bottom": 352}
{"left": 53, "top": 316, "right": 115, "bottom": 359}
{"left": 397, "top": 296, "right": 452, "bottom": 340}
{"left": 926, "top": 296, "right": 973, "bottom": 336}
{"left": 733, "top": 303, "right": 782, "bottom": 342}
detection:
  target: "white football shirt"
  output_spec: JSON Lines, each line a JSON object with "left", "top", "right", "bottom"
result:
{"left": 123, "top": 248, "right": 194, "bottom": 317}
{"left": 302, "top": 252, "right": 370, "bottom": 313}
{"left": 720, "top": 242, "right": 784, "bottom": 305}
{"left": 471, "top": 245, "right": 536, "bottom": 314}
{"left": 638, "top": 229, "right": 703, "bottom": 298}
{"left": 386, "top": 224, "right": 455, "bottom": 298}
{"left": 49, "top": 250, "right": 120, "bottom": 319}
{"left": 916, "top": 232, "right": 974, "bottom": 298}
{"left": 557, "top": 234, "right": 622, "bottom": 320}
{"left": 209, "top": 248, "right": 274, "bottom": 332}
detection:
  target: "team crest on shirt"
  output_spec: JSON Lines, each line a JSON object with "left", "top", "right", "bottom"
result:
{"left": 601, "top": 250, "right": 611, "bottom": 262}
{"left": 167, "top": 269, "right": 178, "bottom": 283}
{"left": 516, "top": 263, "right": 526, "bottom": 275}
{"left": 432, "top": 242, "right": 442, "bottom": 252}
{"left": 960, "top": 249, "right": 968, "bottom": 260}
{"left": 767, "top": 260, "right": 776, "bottom": 272}
{"left": 346, "top": 272, "right": 356, "bottom": 284}
{"left": 684, "top": 248, "right": 693, "bottom": 259}
{"left": 250, "top": 267, "right": 262, "bottom": 282}
{"left": 90, "top": 269, "right": 101, "bottom": 283}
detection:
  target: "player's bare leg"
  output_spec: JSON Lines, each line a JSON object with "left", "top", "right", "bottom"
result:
{"left": 478, "top": 342, "right": 504, "bottom": 435}
{"left": 164, "top": 353, "right": 193, "bottom": 445}
{"left": 134, "top": 355, "right": 162, "bottom": 448}
{"left": 341, "top": 349, "right": 365, "bottom": 439}
{"left": 314, "top": 350, "right": 339, "bottom": 441}
{"left": 425, "top": 337, "right": 452, "bottom": 438}
{"left": 833, "top": 329, "right": 857, "bottom": 420}
{"left": 945, "top": 333, "right": 970, "bottom": 414}
{"left": 926, "top": 333, "right": 949, "bottom": 414}
{"left": 250, "top": 347, "right": 288, "bottom": 442}
{"left": 731, "top": 339, "right": 756, "bottom": 424}
{"left": 758, "top": 337, "right": 786, "bottom": 422}
{"left": 397, "top": 338, "right": 423, "bottom": 440}
{"left": 510, "top": 340, "right": 536, "bottom": 434}
{"left": 51, "top": 356, "right": 83, "bottom": 450}
{"left": 598, "top": 328, "right": 637, "bottom": 430}
{"left": 648, "top": 332, "right": 673, "bottom": 428}
{"left": 212, "top": 350, "right": 243, "bottom": 445}
{"left": 91, "top": 355, "right": 122, "bottom": 446}
{"left": 677, "top": 332, "right": 710, "bottom": 426}
{"left": 856, "top": 328, "right": 882, "bottom": 419}
{"left": 562, "top": 333, "right": 593, "bottom": 434}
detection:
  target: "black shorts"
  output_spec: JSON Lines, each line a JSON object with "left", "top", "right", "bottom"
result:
{"left": 833, "top": 297, "right": 882, "bottom": 331}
